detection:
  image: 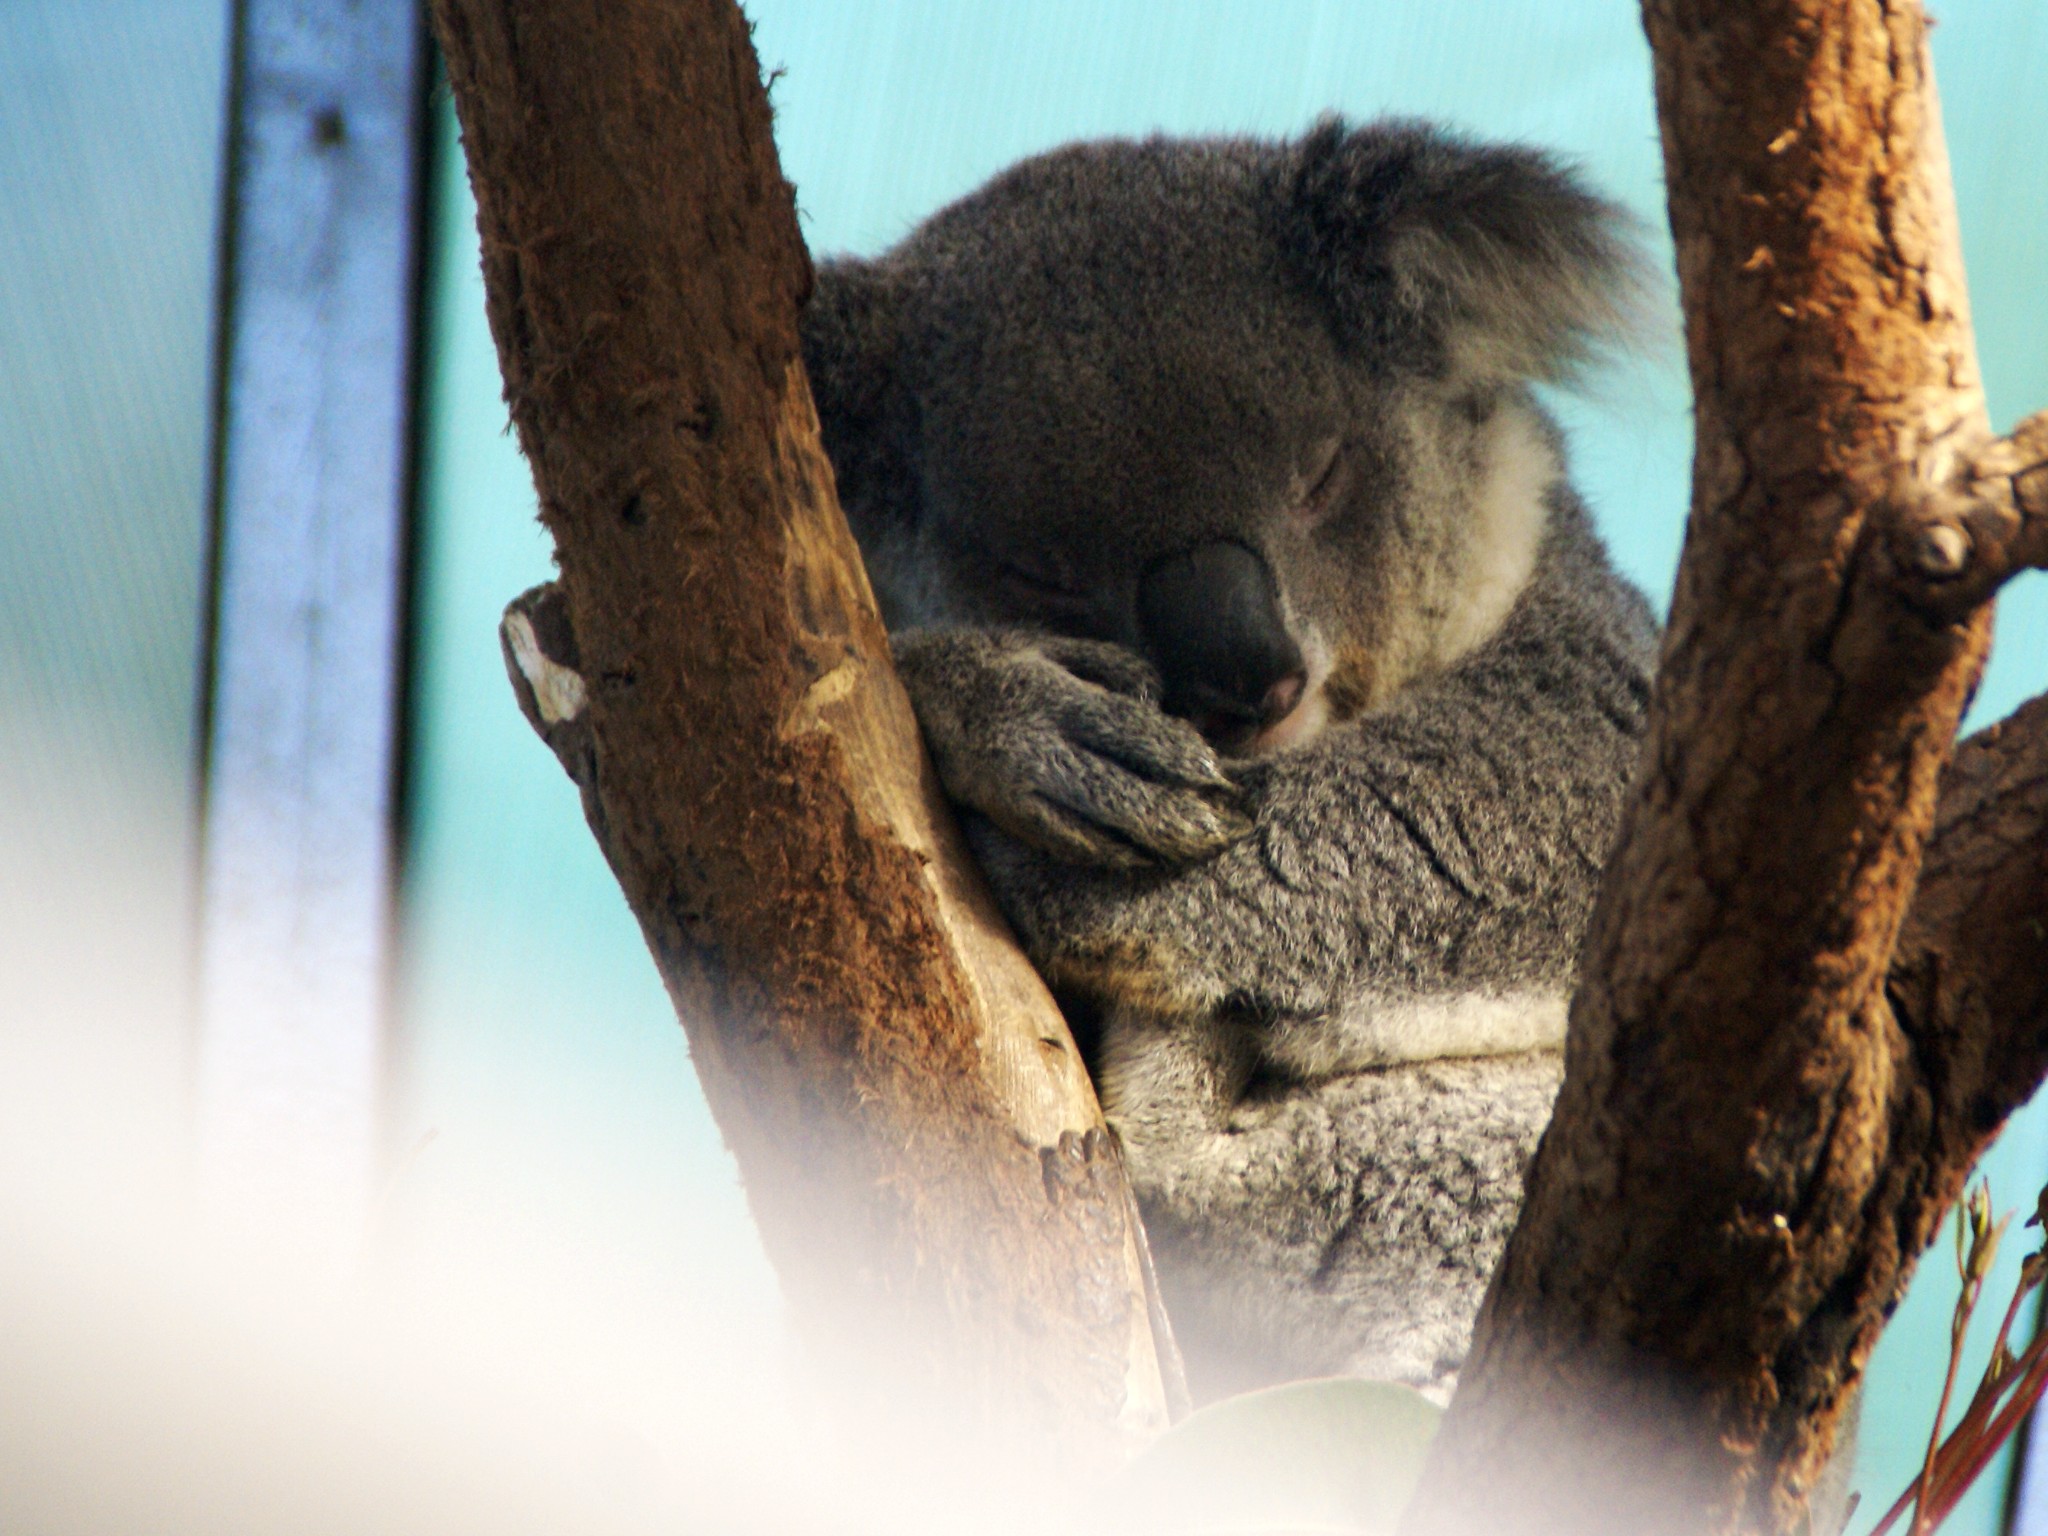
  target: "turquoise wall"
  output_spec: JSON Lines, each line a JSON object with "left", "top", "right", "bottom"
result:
{"left": 396, "top": 4, "right": 2048, "bottom": 1528}
{"left": 0, "top": 0, "right": 230, "bottom": 1146}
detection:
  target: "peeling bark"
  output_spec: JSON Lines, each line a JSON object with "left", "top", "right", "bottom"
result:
{"left": 1408, "top": 6, "right": 2048, "bottom": 1534}
{"left": 431, "top": 0, "right": 1176, "bottom": 1456}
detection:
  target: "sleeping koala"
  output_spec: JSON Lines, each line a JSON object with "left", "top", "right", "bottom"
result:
{"left": 799, "top": 118, "right": 1659, "bottom": 1402}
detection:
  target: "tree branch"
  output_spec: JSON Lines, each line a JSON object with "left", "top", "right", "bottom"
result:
{"left": 1890, "top": 694, "right": 2048, "bottom": 1142}
{"left": 1409, "top": 4, "right": 2048, "bottom": 1531}
{"left": 1878, "top": 407, "right": 2048, "bottom": 613}
{"left": 431, "top": 0, "right": 1176, "bottom": 1456}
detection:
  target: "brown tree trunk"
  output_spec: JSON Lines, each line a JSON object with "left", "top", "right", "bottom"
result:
{"left": 1408, "top": 6, "right": 2048, "bottom": 1534}
{"left": 428, "top": 0, "right": 1177, "bottom": 1459}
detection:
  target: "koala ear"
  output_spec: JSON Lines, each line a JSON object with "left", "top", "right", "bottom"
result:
{"left": 1277, "top": 116, "right": 1646, "bottom": 385}
{"left": 799, "top": 256, "right": 911, "bottom": 527}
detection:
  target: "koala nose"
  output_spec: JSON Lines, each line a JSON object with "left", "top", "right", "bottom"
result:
{"left": 1138, "top": 540, "right": 1308, "bottom": 738}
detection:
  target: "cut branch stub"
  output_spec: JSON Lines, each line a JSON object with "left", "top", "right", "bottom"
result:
{"left": 1881, "top": 408, "right": 2048, "bottom": 611}
{"left": 1963, "top": 408, "right": 2048, "bottom": 575}
{"left": 435, "top": 0, "right": 1177, "bottom": 1458}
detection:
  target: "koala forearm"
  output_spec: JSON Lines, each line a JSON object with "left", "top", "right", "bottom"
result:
{"left": 984, "top": 732, "right": 1601, "bottom": 1020}
{"left": 978, "top": 580, "right": 1653, "bottom": 1055}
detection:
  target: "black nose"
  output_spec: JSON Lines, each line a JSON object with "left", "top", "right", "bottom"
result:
{"left": 1137, "top": 540, "right": 1307, "bottom": 737}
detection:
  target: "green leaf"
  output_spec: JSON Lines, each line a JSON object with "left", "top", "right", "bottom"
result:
{"left": 1110, "top": 1377, "right": 1443, "bottom": 1535}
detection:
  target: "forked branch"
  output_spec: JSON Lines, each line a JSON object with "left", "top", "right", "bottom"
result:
{"left": 1409, "top": 3, "right": 2048, "bottom": 1532}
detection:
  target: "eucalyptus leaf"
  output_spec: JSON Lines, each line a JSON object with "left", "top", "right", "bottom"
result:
{"left": 1109, "top": 1377, "right": 1443, "bottom": 1535}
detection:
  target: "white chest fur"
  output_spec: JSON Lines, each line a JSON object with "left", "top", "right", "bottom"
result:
{"left": 1260, "top": 986, "right": 1570, "bottom": 1080}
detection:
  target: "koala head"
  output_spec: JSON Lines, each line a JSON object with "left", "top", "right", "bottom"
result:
{"left": 801, "top": 117, "right": 1642, "bottom": 753}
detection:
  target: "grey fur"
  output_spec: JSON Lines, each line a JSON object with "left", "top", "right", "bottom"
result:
{"left": 800, "top": 116, "right": 1659, "bottom": 1401}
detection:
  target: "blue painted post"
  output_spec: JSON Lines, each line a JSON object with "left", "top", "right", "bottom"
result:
{"left": 193, "top": 0, "right": 426, "bottom": 1265}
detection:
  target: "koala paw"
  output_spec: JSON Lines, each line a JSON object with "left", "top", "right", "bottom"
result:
{"left": 893, "top": 629, "right": 1251, "bottom": 869}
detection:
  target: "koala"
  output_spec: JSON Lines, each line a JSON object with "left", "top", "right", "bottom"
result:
{"left": 798, "top": 118, "right": 1660, "bottom": 1403}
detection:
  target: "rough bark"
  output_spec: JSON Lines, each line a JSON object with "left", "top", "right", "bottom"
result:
{"left": 1408, "top": 6, "right": 2048, "bottom": 1534}
{"left": 429, "top": 0, "right": 1177, "bottom": 1457}
{"left": 1891, "top": 696, "right": 2048, "bottom": 1147}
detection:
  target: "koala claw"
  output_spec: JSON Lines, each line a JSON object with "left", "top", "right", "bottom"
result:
{"left": 1033, "top": 635, "right": 1166, "bottom": 706}
{"left": 1007, "top": 737, "right": 1251, "bottom": 870}
{"left": 968, "top": 675, "right": 1252, "bottom": 869}
{"left": 894, "top": 627, "right": 1251, "bottom": 869}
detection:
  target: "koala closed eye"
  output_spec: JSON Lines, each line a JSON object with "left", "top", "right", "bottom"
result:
{"left": 1292, "top": 437, "right": 1349, "bottom": 527}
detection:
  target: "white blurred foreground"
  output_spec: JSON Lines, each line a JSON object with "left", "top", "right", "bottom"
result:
{"left": 0, "top": 732, "right": 1547, "bottom": 1536}
{"left": 0, "top": 735, "right": 1085, "bottom": 1536}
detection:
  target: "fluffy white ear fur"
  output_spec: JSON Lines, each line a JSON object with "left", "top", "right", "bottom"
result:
{"left": 1283, "top": 117, "right": 1647, "bottom": 388}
